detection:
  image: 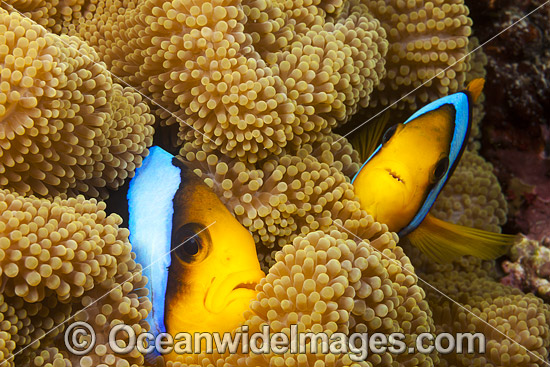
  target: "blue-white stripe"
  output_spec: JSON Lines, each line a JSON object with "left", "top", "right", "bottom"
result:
{"left": 128, "top": 146, "right": 181, "bottom": 342}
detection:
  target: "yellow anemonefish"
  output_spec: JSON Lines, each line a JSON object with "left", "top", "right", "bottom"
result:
{"left": 351, "top": 79, "right": 517, "bottom": 262}
{"left": 128, "top": 146, "right": 264, "bottom": 362}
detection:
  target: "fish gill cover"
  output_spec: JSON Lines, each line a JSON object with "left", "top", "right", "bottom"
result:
{"left": 0, "top": 0, "right": 548, "bottom": 367}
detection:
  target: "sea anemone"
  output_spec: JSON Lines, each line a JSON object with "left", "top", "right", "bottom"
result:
{"left": 192, "top": 228, "right": 438, "bottom": 366}
{"left": 0, "top": 188, "right": 150, "bottom": 366}
{"left": 51, "top": 0, "right": 388, "bottom": 163}
{"left": 363, "top": 0, "right": 473, "bottom": 110}
{"left": 180, "top": 133, "right": 362, "bottom": 248}
{"left": 431, "top": 149, "right": 508, "bottom": 234}
{"left": 425, "top": 270, "right": 550, "bottom": 367}
{"left": 0, "top": 9, "right": 155, "bottom": 198}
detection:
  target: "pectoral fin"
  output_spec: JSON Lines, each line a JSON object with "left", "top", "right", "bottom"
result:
{"left": 407, "top": 213, "right": 517, "bottom": 263}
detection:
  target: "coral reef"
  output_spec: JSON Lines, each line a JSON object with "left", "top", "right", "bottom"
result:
{"left": 469, "top": 0, "right": 550, "bottom": 144}
{"left": 0, "top": 188, "right": 150, "bottom": 366}
{"left": 501, "top": 236, "right": 550, "bottom": 303}
{"left": 0, "top": 9, "right": 155, "bottom": 199}
{"left": 487, "top": 148, "right": 550, "bottom": 241}
{"left": 467, "top": 0, "right": 550, "bottom": 239}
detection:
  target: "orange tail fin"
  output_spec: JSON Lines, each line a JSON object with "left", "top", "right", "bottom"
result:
{"left": 466, "top": 78, "right": 485, "bottom": 103}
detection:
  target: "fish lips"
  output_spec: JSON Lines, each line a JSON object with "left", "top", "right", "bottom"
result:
{"left": 368, "top": 163, "right": 411, "bottom": 189}
{"left": 204, "top": 268, "right": 265, "bottom": 314}
{"left": 385, "top": 168, "right": 406, "bottom": 184}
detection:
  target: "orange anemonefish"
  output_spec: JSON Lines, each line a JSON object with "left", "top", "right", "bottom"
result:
{"left": 351, "top": 79, "right": 517, "bottom": 262}
{"left": 127, "top": 146, "right": 264, "bottom": 362}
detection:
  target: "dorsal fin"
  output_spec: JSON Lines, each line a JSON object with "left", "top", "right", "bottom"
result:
{"left": 465, "top": 78, "right": 485, "bottom": 103}
{"left": 349, "top": 111, "right": 391, "bottom": 162}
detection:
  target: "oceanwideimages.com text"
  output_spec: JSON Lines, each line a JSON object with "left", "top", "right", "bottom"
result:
{"left": 66, "top": 322, "right": 486, "bottom": 360}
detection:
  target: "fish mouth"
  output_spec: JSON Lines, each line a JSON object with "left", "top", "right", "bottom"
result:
{"left": 386, "top": 168, "right": 405, "bottom": 184}
{"left": 204, "top": 269, "right": 265, "bottom": 314}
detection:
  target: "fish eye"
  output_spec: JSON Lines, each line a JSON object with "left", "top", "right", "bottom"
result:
{"left": 382, "top": 124, "right": 398, "bottom": 144}
{"left": 182, "top": 236, "right": 200, "bottom": 255}
{"left": 433, "top": 156, "right": 450, "bottom": 182}
{"left": 171, "top": 223, "right": 209, "bottom": 263}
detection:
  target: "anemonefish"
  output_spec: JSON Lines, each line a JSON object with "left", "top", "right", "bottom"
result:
{"left": 127, "top": 146, "right": 265, "bottom": 362}
{"left": 351, "top": 79, "right": 517, "bottom": 262}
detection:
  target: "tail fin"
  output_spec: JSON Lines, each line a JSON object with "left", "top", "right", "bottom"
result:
{"left": 465, "top": 78, "right": 485, "bottom": 103}
{"left": 407, "top": 214, "right": 517, "bottom": 263}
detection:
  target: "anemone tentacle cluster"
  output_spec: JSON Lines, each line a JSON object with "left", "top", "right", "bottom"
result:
{"left": 464, "top": 36, "right": 487, "bottom": 146}
{"left": 431, "top": 149, "right": 508, "bottom": 234}
{"left": 0, "top": 188, "right": 151, "bottom": 366}
{"left": 0, "top": 9, "right": 155, "bottom": 199}
{"left": 191, "top": 228, "right": 439, "bottom": 367}
{"left": 360, "top": 0, "right": 473, "bottom": 110}
{"left": 3, "top": 0, "right": 479, "bottom": 161}
{"left": 63, "top": 0, "right": 390, "bottom": 163}
{"left": 180, "top": 133, "right": 363, "bottom": 248}
{"left": 425, "top": 270, "right": 550, "bottom": 367}
{"left": 401, "top": 239, "right": 550, "bottom": 367}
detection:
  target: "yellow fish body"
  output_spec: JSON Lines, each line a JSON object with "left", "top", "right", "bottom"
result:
{"left": 165, "top": 163, "right": 265, "bottom": 340}
{"left": 352, "top": 79, "right": 517, "bottom": 262}
{"left": 128, "top": 146, "right": 264, "bottom": 362}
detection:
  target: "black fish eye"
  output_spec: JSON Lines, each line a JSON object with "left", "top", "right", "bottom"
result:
{"left": 182, "top": 236, "right": 200, "bottom": 255}
{"left": 433, "top": 156, "right": 450, "bottom": 182}
{"left": 171, "top": 223, "right": 208, "bottom": 263}
{"left": 382, "top": 124, "right": 398, "bottom": 144}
